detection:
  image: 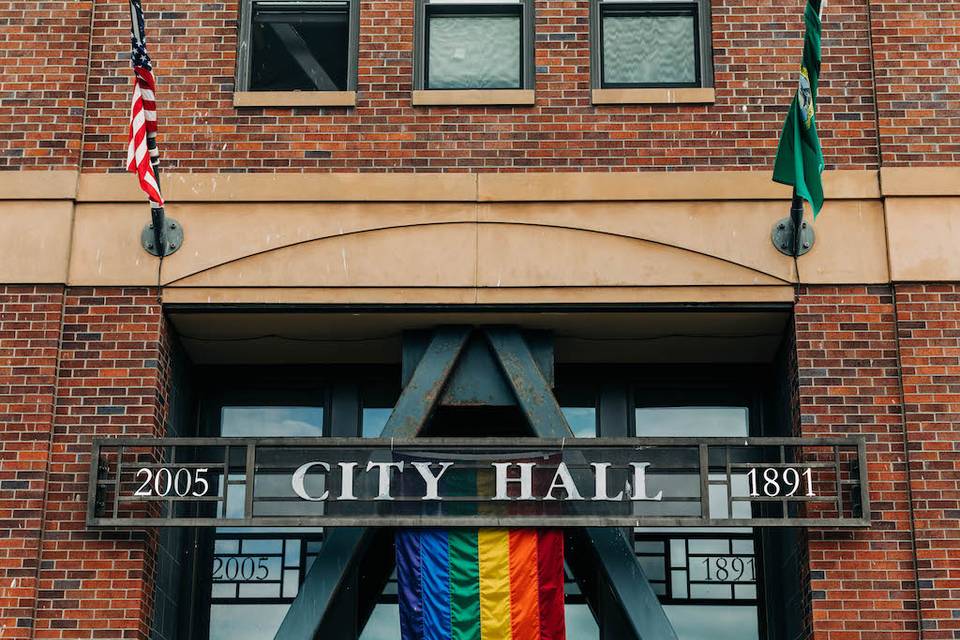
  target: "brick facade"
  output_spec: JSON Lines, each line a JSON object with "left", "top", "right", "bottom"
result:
{"left": 795, "top": 285, "right": 920, "bottom": 639}
{"left": 0, "top": 288, "right": 172, "bottom": 640}
{"left": 2, "top": 0, "right": 956, "bottom": 172}
{"left": 0, "top": 2, "right": 92, "bottom": 169}
{"left": 0, "top": 286, "right": 64, "bottom": 639}
{"left": 1, "top": 0, "right": 960, "bottom": 638}
{"left": 896, "top": 284, "right": 960, "bottom": 640}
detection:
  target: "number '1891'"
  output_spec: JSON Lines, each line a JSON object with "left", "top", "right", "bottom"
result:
{"left": 746, "top": 467, "right": 814, "bottom": 498}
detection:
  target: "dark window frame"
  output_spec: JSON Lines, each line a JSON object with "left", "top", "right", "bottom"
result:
{"left": 413, "top": 0, "right": 535, "bottom": 90}
{"left": 237, "top": 0, "right": 361, "bottom": 92}
{"left": 589, "top": 0, "right": 714, "bottom": 89}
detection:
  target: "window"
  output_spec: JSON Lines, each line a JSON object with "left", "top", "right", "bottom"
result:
{"left": 633, "top": 402, "right": 763, "bottom": 640}
{"left": 206, "top": 404, "right": 326, "bottom": 640}
{"left": 415, "top": 0, "right": 534, "bottom": 90}
{"left": 238, "top": 0, "right": 359, "bottom": 91}
{"left": 591, "top": 0, "right": 713, "bottom": 88}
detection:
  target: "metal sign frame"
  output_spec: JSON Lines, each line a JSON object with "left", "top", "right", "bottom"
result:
{"left": 87, "top": 435, "right": 870, "bottom": 529}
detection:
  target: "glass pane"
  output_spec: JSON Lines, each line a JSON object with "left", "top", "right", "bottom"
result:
{"left": 562, "top": 406, "right": 597, "bottom": 438}
{"left": 359, "top": 604, "right": 399, "bottom": 640}
{"left": 221, "top": 406, "right": 324, "bottom": 437}
{"left": 250, "top": 5, "right": 349, "bottom": 91}
{"left": 635, "top": 406, "right": 748, "bottom": 438}
{"left": 209, "top": 604, "right": 290, "bottom": 640}
{"left": 362, "top": 407, "right": 392, "bottom": 438}
{"left": 663, "top": 605, "right": 759, "bottom": 640}
{"left": 428, "top": 14, "right": 521, "bottom": 89}
{"left": 566, "top": 604, "right": 599, "bottom": 639}
{"left": 602, "top": 12, "right": 697, "bottom": 86}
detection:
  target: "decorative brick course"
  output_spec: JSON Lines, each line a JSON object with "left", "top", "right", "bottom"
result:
{"left": 795, "top": 285, "right": 920, "bottom": 639}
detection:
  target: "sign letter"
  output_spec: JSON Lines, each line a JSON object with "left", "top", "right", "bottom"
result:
{"left": 292, "top": 461, "right": 330, "bottom": 501}
{"left": 411, "top": 462, "right": 454, "bottom": 500}
{"left": 544, "top": 462, "right": 584, "bottom": 501}
{"left": 629, "top": 462, "right": 663, "bottom": 501}
{"left": 591, "top": 462, "right": 625, "bottom": 501}
{"left": 493, "top": 462, "right": 535, "bottom": 500}
{"left": 367, "top": 461, "right": 404, "bottom": 500}
{"left": 338, "top": 462, "right": 358, "bottom": 500}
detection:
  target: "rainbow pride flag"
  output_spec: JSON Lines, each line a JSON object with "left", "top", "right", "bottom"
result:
{"left": 395, "top": 529, "right": 566, "bottom": 640}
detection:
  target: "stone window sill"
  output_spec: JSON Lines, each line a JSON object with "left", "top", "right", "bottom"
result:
{"left": 233, "top": 91, "right": 357, "bottom": 108}
{"left": 591, "top": 88, "right": 716, "bottom": 105}
{"left": 412, "top": 89, "right": 536, "bottom": 106}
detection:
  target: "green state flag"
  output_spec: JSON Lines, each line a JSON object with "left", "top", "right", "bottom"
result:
{"left": 773, "top": 0, "right": 825, "bottom": 216}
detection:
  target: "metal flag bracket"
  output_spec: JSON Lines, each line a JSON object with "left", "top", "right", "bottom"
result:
{"left": 772, "top": 216, "right": 815, "bottom": 257}
{"left": 772, "top": 192, "right": 816, "bottom": 257}
{"left": 140, "top": 210, "right": 183, "bottom": 257}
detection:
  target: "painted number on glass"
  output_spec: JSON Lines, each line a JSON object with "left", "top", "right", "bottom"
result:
{"left": 134, "top": 467, "right": 210, "bottom": 497}
{"left": 213, "top": 556, "right": 270, "bottom": 581}
{"left": 746, "top": 467, "right": 814, "bottom": 498}
{"left": 701, "top": 557, "right": 755, "bottom": 582}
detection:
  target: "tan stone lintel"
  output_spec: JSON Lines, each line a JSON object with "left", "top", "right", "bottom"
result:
{"left": 592, "top": 88, "right": 716, "bottom": 105}
{"left": 478, "top": 170, "right": 881, "bottom": 202}
{"left": 233, "top": 91, "right": 357, "bottom": 108}
{"left": 63, "top": 170, "right": 883, "bottom": 203}
{"left": 880, "top": 167, "right": 960, "bottom": 197}
{"left": 0, "top": 170, "right": 78, "bottom": 200}
{"left": 161, "top": 286, "right": 795, "bottom": 306}
{"left": 4, "top": 168, "right": 959, "bottom": 203}
{"left": 411, "top": 89, "right": 536, "bottom": 106}
{"left": 76, "top": 172, "right": 479, "bottom": 203}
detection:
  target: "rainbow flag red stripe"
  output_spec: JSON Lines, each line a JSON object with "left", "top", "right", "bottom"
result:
{"left": 396, "top": 529, "right": 566, "bottom": 640}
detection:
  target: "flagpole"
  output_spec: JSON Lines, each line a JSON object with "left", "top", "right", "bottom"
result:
{"left": 789, "top": 189, "right": 804, "bottom": 257}
{"left": 130, "top": 0, "right": 164, "bottom": 255}
{"left": 129, "top": 0, "right": 180, "bottom": 257}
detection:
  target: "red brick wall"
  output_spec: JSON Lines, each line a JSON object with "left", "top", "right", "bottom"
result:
{"left": 75, "top": 0, "right": 880, "bottom": 172}
{"left": 3, "top": 1, "right": 958, "bottom": 172}
{"left": 0, "top": 286, "right": 63, "bottom": 640}
{"left": 0, "top": 2, "right": 92, "bottom": 169}
{"left": 30, "top": 287, "right": 168, "bottom": 640}
{"left": 895, "top": 283, "right": 960, "bottom": 640}
{"left": 794, "top": 285, "right": 920, "bottom": 639}
{"left": 869, "top": 1, "right": 960, "bottom": 166}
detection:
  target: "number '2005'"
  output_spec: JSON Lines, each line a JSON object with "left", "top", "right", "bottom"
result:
{"left": 134, "top": 467, "right": 210, "bottom": 497}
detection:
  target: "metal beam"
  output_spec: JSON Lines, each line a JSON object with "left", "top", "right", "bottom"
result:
{"left": 485, "top": 327, "right": 679, "bottom": 640}
{"left": 382, "top": 326, "right": 472, "bottom": 438}
{"left": 274, "top": 327, "right": 471, "bottom": 640}
{"left": 278, "top": 326, "right": 676, "bottom": 640}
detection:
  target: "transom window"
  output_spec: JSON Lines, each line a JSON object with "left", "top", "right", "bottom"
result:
{"left": 591, "top": 0, "right": 713, "bottom": 88}
{"left": 238, "top": 0, "right": 360, "bottom": 91}
{"left": 415, "top": 0, "right": 534, "bottom": 90}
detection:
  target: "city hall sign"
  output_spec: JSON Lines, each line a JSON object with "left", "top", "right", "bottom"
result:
{"left": 87, "top": 436, "right": 870, "bottom": 528}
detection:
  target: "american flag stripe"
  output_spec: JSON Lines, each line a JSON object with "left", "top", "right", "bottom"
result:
{"left": 127, "top": 81, "right": 163, "bottom": 205}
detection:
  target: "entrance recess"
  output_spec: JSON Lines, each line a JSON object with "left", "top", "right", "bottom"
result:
{"left": 273, "top": 326, "right": 679, "bottom": 640}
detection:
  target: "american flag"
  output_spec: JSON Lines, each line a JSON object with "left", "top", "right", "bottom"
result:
{"left": 126, "top": 0, "right": 163, "bottom": 207}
